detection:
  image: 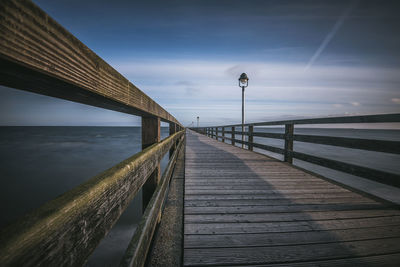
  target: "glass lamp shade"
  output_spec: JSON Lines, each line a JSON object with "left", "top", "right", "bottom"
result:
{"left": 239, "top": 78, "right": 248, "bottom": 84}
{"left": 239, "top": 73, "right": 249, "bottom": 86}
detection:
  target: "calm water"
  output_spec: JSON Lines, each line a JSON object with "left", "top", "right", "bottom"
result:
{"left": 0, "top": 126, "right": 170, "bottom": 266}
{"left": 1, "top": 126, "right": 400, "bottom": 265}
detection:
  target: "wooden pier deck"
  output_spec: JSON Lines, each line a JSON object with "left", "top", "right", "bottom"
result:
{"left": 183, "top": 130, "right": 400, "bottom": 266}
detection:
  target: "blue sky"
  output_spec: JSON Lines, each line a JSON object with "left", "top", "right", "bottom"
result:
{"left": 1, "top": 0, "right": 399, "bottom": 126}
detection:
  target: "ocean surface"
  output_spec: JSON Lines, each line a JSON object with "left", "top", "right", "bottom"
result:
{"left": 0, "top": 126, "right": 170, "bottom": 266}
{"left": 1, "top": 126, "right": 399, "bottom": 266}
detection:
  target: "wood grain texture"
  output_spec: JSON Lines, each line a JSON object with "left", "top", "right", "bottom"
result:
{"left": 146, "top": 136, "right": 185, "bottom": 267}
{"left": 0, "top": 0, "right": 180, "bottom": 125}
{"left": 120, "top": 135, "right": 185, "bottom": 267}
{"left": 0, "top": 131, "right": 184, "bottom": 266}
{"left": 184, "top": 238, "right": 400, "bottom": 266}
{"left": 183, "top": 130, "right": 400, "bottom": 266}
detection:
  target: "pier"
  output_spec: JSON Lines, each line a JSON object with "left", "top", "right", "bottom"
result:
{"left": 183, "top": 130, "right": 400, "bottom": 266}
{"left": 1, "top": 1, "right": 400, "bottom": 266}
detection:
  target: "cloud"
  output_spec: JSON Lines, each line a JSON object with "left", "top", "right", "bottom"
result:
{"left": 333, "top": 104, "right": 344, "bottom": 108}
{"left": 108, "top": 58, "right": 400, "bottom": 125}
{"left": 304, "top": 0, "right": 359, "bottom": 71}
{"left": 392, "top": 98, "right": 400, "bottom": 104}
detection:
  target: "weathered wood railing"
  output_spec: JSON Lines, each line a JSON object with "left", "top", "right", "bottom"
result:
{"left": 194, "top": 113, "right": 400, "bottom": 188}
{"left": 0, "top": 1, "right": 184, "bottom": 266}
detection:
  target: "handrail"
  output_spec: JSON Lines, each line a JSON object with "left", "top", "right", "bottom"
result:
{"left": 0, "top": 0, "right": 181, "bottom": 126}
{"left": 0, "top": 131, "right": 184, "bottom": 266}
{"left": 193, "top": 113, "right": 400, "bottom": 188}
{"left": 120, "top": 133, "right": 184, "bottom": 267}
{"left": 207, "top": 113, "right": 400, "bottom": 128}
{"left": 0, "top": 1, "right": 186, "bottom": 266}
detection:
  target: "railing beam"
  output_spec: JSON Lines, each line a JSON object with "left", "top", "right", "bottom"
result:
{"left": 0, "top": 0, "right": 181, "bottom": 126}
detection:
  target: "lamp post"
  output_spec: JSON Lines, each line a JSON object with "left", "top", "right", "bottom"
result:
{"left": 197, "top": 116, "right": 199, "bottom": 128}
{"left": 238, "top": 73, "right": 249, "bottom": 148}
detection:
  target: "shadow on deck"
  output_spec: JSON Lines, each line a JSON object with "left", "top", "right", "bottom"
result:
{"left": 183, "top": 130, "right": 400, "bottom": 266}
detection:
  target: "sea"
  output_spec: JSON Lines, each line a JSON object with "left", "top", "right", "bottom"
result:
{"left": 0, "top": 126, "right": 399, "bottom": 266}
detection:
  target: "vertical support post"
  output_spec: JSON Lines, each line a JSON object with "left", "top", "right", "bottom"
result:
{"left": 231, "top": 126, "right": 235, "bottom": 146}
{"left": 284, "top": 124, "right": 294, "bottom": 163}
{"left": 216, "top": 127, "right": 218, "bottom": 140}
{"left": 169, "top": 123, "right": 176, "bottom": 158}
{"left": 142, "top": 116, "right": 161, "bottom": 212}
{"left": 248, "top": 125, "right": 253, "bottom": 151}
{"left": 222, "top": 127, "right": 225, "bottom": 143}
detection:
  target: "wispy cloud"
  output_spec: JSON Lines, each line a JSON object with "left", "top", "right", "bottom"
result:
{"left": 392, "top": 98, "right": 400, "bottom": 104}
{"left": 304, "top": 0, "right": 359, "bottom": 71}
{"left": 109, "top": 58, "right": 400, "bottom": 125}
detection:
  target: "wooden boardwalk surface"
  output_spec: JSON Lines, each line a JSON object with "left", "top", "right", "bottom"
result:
{"left": 183, "top": 130, "right": 400, "bottom": 266}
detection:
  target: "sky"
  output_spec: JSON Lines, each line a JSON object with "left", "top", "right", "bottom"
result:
{"left": 1, "top": 0, "right": 400, "bottom": 126}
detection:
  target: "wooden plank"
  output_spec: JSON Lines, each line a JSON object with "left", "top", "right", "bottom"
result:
{"left": 185, "top": 189, "right": 350, "bottom": 195}
{"left": 184, "top": 237, "right": 400, "bottom": 266}
{"left": 292, "top": 151, "right": 400, "bottom": 187}
{"left": 184, "top": 216, "right": 400, "bottom": 234}
{"left": 252, "top": 131, "right": 285, "bottom": 139}
{"left": 184, "top": 203, "right": 387, "bottom": 215}
{"left": 185, "top": 185, "right": 341, "bottom": 190}
{"left": 185, "top": 198, "right": 376, "bottom": 207}
{"left": 185, "top": 181, "right": 331, "bottom": 186}
{"left": 185, "top": 226, "right": 400, "bottom": 248}
{"left": 294, "top": 134, "right": 400, "bottom": 154}
{"left": 246, "top": 253, "right": 400, "bottom": 267}
{"left": 184, "top": 192, "right": 361, "bottom": 201}
{"left": 0, "top": 131, "right": 184, "bottom": 266}
{"left": 0, "top": 0, "right": 180, "bottom": 125}
{"left": 185, "top": 210, "right": 399, "bottom": 223}
{"left": 185, "top": 197, "right": 376, "bottom": 207}
{"left": 210, "top": 113, "right": 400, "bottom": 128}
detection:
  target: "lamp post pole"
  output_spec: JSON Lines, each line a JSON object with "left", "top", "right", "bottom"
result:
{"left": 238, "top": 73, "right": 249, "bottom": 149}
{"left": 241, "top": 86, "right": 245, "bottom": 148}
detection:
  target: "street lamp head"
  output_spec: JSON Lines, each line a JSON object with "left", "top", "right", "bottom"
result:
{"left": 238, "top": 73, "right": 249, "bottom": 87}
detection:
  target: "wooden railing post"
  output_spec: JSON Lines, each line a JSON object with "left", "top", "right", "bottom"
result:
{"left": 215, "top": 127, "right": 218, "bottom": 140}
{"left": 232, "top": 126, "right": 235, "bottom": 146}
{"left": 248, "top": 125, "right": 253, "bottom": 151}
{"left": 284, "top": 123, "right": 294, "bottom": 163}
{"left": 142, "top": 116, "right": 161, "bottom": 212}
{"left": 169, "top": 123, "right": 176, "bottom": 157}
{"left": 222, "top": 127, "right": 225, "bottom": 143}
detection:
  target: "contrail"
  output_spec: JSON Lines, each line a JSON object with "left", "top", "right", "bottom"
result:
{"left": 304, "top": 1, "right": 359, "bottom": 71}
